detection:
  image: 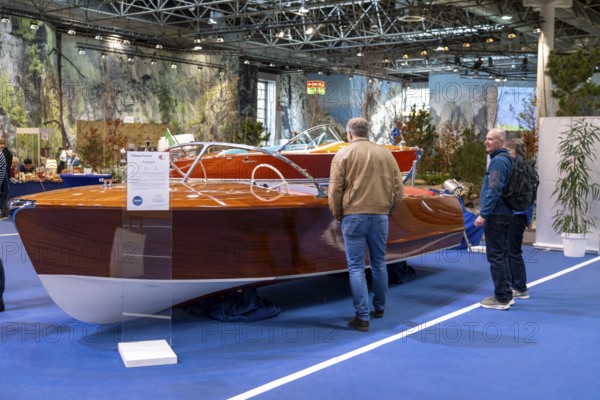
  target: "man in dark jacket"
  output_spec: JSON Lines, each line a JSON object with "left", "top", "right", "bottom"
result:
{"left": 0, "top": 137, "right": 12, "bottom": 219}
{"left": 0, "top": 149, "right": 6, "bottom": 311}
{"left": 474, "top": 128, "right": 514, "bottom": 310}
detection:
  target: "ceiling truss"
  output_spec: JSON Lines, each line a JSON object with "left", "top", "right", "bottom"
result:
{"left": 1, "top": 0, "right": 599, "bottom": 80}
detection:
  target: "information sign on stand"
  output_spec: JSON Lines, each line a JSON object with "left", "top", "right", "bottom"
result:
{"left": 118, "top": 151, "right": 176, "bottom": 368}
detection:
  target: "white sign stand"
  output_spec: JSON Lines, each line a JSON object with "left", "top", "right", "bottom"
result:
{"left": 118, "top": 340, "right": 177, "bottom": 368}
{"left": 119, "top": 151, "right": 176, "bottom": 368}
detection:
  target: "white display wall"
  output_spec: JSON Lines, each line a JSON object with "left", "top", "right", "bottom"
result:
{"left": 535, "top": 117, "right": 600, "bottom": 253}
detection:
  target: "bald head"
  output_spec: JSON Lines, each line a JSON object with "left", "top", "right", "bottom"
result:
{"left": 485, "top": 128, "right": 506, "bottom": 154}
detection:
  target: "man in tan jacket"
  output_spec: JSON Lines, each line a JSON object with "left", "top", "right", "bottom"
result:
{"left": 328, "top": 117, "right": 403, "bottom": 331}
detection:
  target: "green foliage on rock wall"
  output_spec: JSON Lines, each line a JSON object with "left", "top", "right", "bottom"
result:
{"left": 0, "top": 72, "right": 29, "bottom": 127}
{"left": 10, "top": 18, "right": 39, "bottom": 41}
{"left": 158, "top": 79, "right": 177, "bottom": 127}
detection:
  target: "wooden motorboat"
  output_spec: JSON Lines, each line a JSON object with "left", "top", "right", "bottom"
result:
{"left": 170, "top": 125, "right": 420, "bottom": 181}
{"left": 10, "top": 143, "right": 463, "bottom": 324}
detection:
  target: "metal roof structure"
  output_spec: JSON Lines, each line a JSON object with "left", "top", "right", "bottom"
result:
{"left": 2, "top": 0, "right": 599, "bottom": 81}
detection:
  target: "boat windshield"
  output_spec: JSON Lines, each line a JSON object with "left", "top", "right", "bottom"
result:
{"left": 277, "top": 125, "right": 343, "bottom": 152}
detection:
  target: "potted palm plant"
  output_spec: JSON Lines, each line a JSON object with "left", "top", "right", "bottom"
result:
{"left": 551, "top": 119, "right": 600, "bottom": 257}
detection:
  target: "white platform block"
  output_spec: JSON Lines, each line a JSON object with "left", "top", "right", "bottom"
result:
{"left": 118, "top": 339, "right": 177, "bottom": 368}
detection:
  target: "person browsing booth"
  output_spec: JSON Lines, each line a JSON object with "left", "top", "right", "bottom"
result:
{"left": 328, "top": 117, "right": 404, "bottom": 331}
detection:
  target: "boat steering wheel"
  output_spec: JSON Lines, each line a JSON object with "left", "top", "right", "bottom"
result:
{"left": 250, "top": 163, "right": 289, "bottom": 201}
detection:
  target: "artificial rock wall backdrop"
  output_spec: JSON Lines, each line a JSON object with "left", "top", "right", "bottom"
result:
{"left": 0, "top": 17, "right": 240, "bottom": 155}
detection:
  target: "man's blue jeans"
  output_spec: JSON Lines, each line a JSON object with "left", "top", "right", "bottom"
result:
{"left": 341, "top": 214, "right": 389, "bottom": 321}
{"left": 483, "top": 214, "right": 514, "bottom": 303}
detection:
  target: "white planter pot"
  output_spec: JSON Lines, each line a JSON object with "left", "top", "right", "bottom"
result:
{"left": 561, "top": 233, "right": 588, "bottom": 257}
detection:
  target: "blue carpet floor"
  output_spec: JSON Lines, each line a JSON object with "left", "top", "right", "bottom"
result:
{"left": 1, "top": 219, "right": 599, "bottom": 400}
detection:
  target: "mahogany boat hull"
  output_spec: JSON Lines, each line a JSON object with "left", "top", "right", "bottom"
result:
{"left": 11, "top": 182, "right": 464, "bottom": 323}
{"left": 171, "top": 147, "right": 419, "bottom": 180}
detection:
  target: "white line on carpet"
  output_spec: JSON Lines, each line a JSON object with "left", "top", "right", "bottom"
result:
{"left": 228, "top": 255, "right": 600, "bottom": 400}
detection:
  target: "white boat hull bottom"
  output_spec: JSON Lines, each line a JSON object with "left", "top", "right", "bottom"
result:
{"left": 38, "top": 268, "right": 350, "bottom": 324}
{"left": 38, "top": 274, "right": 278, "bottom": 324}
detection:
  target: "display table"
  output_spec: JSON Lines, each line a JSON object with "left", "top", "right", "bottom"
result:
{"left": 59, "top": 174, "right": 113, "bottom": 188}
{"left": 8, "top": 181, "right": 65, "bottom": 199}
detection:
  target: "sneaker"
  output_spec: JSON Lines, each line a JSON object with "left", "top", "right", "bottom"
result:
{"left": 348, "top": 317, "right": 369, "bottom": 332}
{"left": 512, "top": 289, "right": 530, "bottom": 299}
{"left": 372, "top": 309, "right": 384, "bottom": 319}
{"left": 480, "top": 296, "right": 512, "bottom": 310}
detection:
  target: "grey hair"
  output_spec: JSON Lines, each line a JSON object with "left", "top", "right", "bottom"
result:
{"left": 505, "top": 138, "right": 526, "bottom": 158}
{"left": 346, "top": 118, "right": 369, "bottom": 138}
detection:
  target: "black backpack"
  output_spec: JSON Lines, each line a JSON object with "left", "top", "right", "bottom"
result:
{"left": 499, "top": 153, "right": 539, "bottom": 211}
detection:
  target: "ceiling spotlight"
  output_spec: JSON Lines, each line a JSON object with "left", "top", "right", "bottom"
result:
{"left": 318, "top": 71, "right": 323, "bottom": 75}
{"left": 357, "top": 51, "right": 363, "bottom": 57}
{"left": 402, "top": 52, "right": 409, "bottom": 59}
{"left": 305, "top": 25, "right": 316, "bottom": 35}
{"left": 171, "top": 63, "right": 177, "bottom": 69}
{"left": 193, "top": 45, "right": 202, "bottom": 51}
{"left": 462, "top": 41, "right": 471, "bottom": 48}
{"left": 151, "top": 59, "right": 157, "bottom": 65}
{"left": 95, "top": 35, "right": 102, "bottom": 40}
{"left": 219, "top": 69, "right": 225, "bottom": 76}
{"left": 533, "top": 25, "right": 541, "bottom": 34}
{"left": 123, "top": 39, "right": 131, "bottom": 45}
{"left": 216, "top": 36, "right": 224, "bottom": 43}
{"left": 435, "top": 44, "right": 449, "bottom": 52}
{"left": 594, "top": 63, "right": 600, "bottom": 73}
{"left": 1, "top": 16, "right": 10, "bottom": 24}
{"left": 127, "top": 56, "right": 135, "bottom": 63}
{"left": 269, "top": 62, "right": 275, "bottom": 67}
{"left": 78, "top": 47, "right": 85, "bottom": 55}
{"left": 507, "top": 31, "right": 517, "bottom": 39}
{"left": 67, "top": 29, "right": 76, "bottom": 35}
{"left": 101, "top": 52, "right": 108, "bottom": 59}
{"left": 486, "top": 36, "right": 494, "bottom": 43}
{"left": 194, "top": 37, "right": 202, "bottom": 44}
{"left": 383, "top": 56, "right": 390, "bottom": 63}
{"left": 420, "top": 49, "right": 428, "bottom": 56}
{"left": 243, "top": 59, "right": 250, "bottom": 64}
{"left": 501, "top": 15, "right": 513, "bottom": 21}
{"left": 155, "top": 44, "right": 163, "bottom": 49}
{"left": 244, "top": 33, "right": 252, "bottom": 39}
{"left": 30, "top": 21, "right": 39, "bottom": 30}
{"left": 276, "top": 30, "right": 285, "bottom": 38}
